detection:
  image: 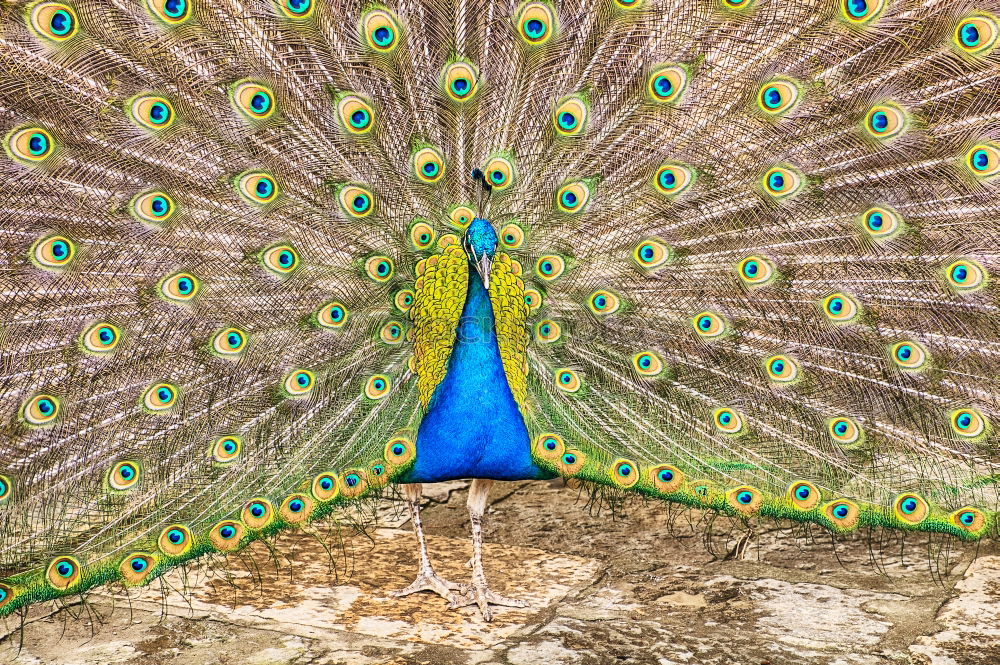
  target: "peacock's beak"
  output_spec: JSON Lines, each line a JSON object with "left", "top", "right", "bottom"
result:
{"left": 473, "top": 250, "right": 492, "bottom": 289}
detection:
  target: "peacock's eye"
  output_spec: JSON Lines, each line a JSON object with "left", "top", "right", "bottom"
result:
{"left": 362, "top": 9, "right": 400, "bottom": 52}
{"left": 280, "top": 0, "right": 313, "bottom": 18}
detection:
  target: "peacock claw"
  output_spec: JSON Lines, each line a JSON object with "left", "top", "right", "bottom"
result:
{"left": 390, "top": 570, "right": 463, "bottom": 602}
{"left": 449, "top": 583, "right": 529, "bottom": 622}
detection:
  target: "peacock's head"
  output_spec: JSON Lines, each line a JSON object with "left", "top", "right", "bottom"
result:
{"left": 463, "top": 217, "right": 497, "bottom": 288}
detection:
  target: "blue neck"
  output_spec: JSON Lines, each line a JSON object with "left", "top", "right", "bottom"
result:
{"left": 403, "top": 268, "right": 550, "bottom": 483}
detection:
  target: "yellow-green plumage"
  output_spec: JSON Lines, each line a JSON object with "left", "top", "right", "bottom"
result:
{"left": 0, "top": 0, "right": 999, "bottom": 621}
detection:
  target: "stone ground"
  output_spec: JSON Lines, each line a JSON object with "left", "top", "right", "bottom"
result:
{"left": 1, "top": 478, "right": 998, "bottom": 665}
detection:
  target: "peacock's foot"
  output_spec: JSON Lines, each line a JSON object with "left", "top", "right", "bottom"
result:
{"left": 390, "top": 568, "right": 463, "bottom": 602}
{"left": 449, "top": 582, "right": 529, "bottom": 622}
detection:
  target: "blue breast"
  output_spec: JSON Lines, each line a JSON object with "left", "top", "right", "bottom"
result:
{"left": 403, "top": 268, "right": 552, "bottom": 483}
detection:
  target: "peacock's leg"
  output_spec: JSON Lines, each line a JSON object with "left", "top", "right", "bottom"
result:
{"left": 449, "top": 478, "right": 529, "bottom": 621}
{"left": 391, "top": 483, "right": 463, "bottom": 601}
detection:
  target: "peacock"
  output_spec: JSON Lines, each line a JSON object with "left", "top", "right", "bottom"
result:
{"left": 1, "top": 0, "right": 999, "bottom": 626}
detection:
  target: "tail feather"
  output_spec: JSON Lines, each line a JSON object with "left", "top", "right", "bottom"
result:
{"left": 1, "top": 0, "right": 999, "bottom": 620}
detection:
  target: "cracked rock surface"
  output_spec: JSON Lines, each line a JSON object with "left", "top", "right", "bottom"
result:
{"left": 1, "top": 479, "right": 997, "bottom": 664}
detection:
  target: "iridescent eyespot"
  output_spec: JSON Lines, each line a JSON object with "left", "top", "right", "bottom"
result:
{"left": 312, "top": 472, "right": 339, "bottom": 501}
{"left": 212, "top": 327, "right": 247, "bottom": 356}
{"left": 559, "top": 448, "right": 586, "bottom": 474}
{"left": 280, "top": 493, "right": 313, "bottom": 523}
{"left": 147, "top": 0, "right": 190, "bottom": 24}
{"left": 945, "top": 259, "right": 987, "bottom": 292}
{"left": 500, "top": 223, "right": 525, "bottom": 249}
{"left": 828, "top": 416, "right": 862, "bottom": 445}
{"left": 890, "top": 341, "right": 928, "bottom": 371}
{"left": 951, "top": 408, "right": 987, "bottom": 438}
{"left": 261, "top": 245, "right": 299, "bottom": 275}
{"left": 951, "top": 507, "right": 987, "bottom": 533}
{"left": 278, "top": 0, "right": 312, "bottom": 18}
{"left": 727, "top": 486, "right": 763, "bottom": 514}
{"left": 788, "top": 481, "right": 820, "bottom": 511}
{"left": 692, "top": 311, "right": 727, "bottom": 338}
{"left": 632, "top": 351, "right": 664, "bottom": 376}
{"left": 864, "top": 104, "right": 906, "bottom": 140}
{"left": 449, "top": 205, "right": 475, "bottom": 229}
{"left": 23, "top": 394, "right": 60, "bottom": 426}
{"left": 859, "top": 206, "right": 902, "bottom": 240}
{"left": 438, "top": 233, "right": 460, "bottom": 249}
{"left": 413, "top": 147, "right": 445, "bottom": 183}
{"left": 893, "top": 493, "right": 928, "bottom": 524}
{"left": 534, "top": 433, "right": 565, "bottom": 460}
{"left": 211, "top": 435, "right": 241, "bottom": 463}
{"left": 841, "top": 0, "right": 884, "bottom": 24}
{"left": 158, "top": 524, "right": 192, "bottom": 556}
{"left": 241, "top": 498, "right": 274, "bottom": 529}
{"left": 614, "top": 0, "right": 641, "bottom": 7}
{"left": 588, "top": 290, "right": 620, "bottom": 315}
{"left": 143, "top": 382, "right": 178, "bottom": 411}
{"left": 337, "top": 94, "right": 374, "bottom": 134}
{"left": 762, "top": 165, "right": 803, "bottom": 199}
{"left": 46, "top": 556, "right": 81, "bottom": 590}
{"left": 362, "top": 8, "right": 400, "bottom": 52}
{"left": 365, "top": 375, "right": 391, "bottom": 399}
{"left": 737, "top": 255, "right": 775, "bottom": 286}
{"left": 339, "top": 185, "right": 373, "bottom": 217}
{"left": 210, "top": 520, "right": 245, "bottom": 551}
{"left": 765, "top": 354, "right": 799, "bottom": 383}
{"left": 823, "top": 500, "right": 859, "bottom": 531}
{"left": 109, "top": 460, "right": 140, "bottom": 491}
{"left": 821, "top": 293, "right": 861, "bottom": 324}
{"left": 160, "top": 272, "right": 199, "bottom": 302}
{"left": 516, "top": 2, "right": 555, "bottom": 45}
{"left": 524, "top": 288, "right": 542, "bottom": 311}
{"left": 393, "top": 290, "right": 415, "bottom": 313}
{"left": 555, "top": 368, "right": 581, "bottom": 393}
{"left": 29, "top": 2, "right": 79, "bottom": 40}
{"left": 721, "top": 0, "right": 754, "bottom": 9}
{"left": 128, "top": 95, "right": 174, "bottom": 131}
{"left": 339, "top": 470, "right": 369, "bottom": 499}
{"left": 6, "top": 126, "right": 55, "bottom": 163}
{"left": 232, "top": 82, "right": 275, "bottom": 120}
{"left": 32, "top": 235, "right": 74, "bottom": 270}
{"left": 966, "top": 143, "right": 1000, "bottom": 178}
{"left": 535, "top": 255, "right": 565, "bottom": 280}
{"left": 237, "top": 172, "right": 279, "bottom": 204}
{"left": 650, "top": 464, "right": 683, "bottom": 493}
{"left": 955, "top": 14, "right": 998, "bottom": 55}
{"left": 385, "top": 435, "right": 414, "bottom": 465}
{"left": 408, "top": 220, "right": 435, "bottom": 250}
{"left": 647, "top": 65, "right": 687, "bottom": 103}
{"left": 317, "top": 301, "right": 348, "bottom": 328}
{"left": 757, "top": 78, "right": 799, "bottom": 116}
{"left": 368, "top": 463, "right": 389, "bottom": 488}
{"left": 610, "top": 459, "right": 639, "bottom": 487}
{"left": 556, "top": 181, "right": 590, "bottom": 213}
{"left": 632, "top": 239, "right": 670, "bottom": 269}
{"left": 365, "top": 256, "right": 394, "bottom": 282}
{"left": 484, "top": 156, "right": 515, "bottom": 190}
{"left": 120, "top": 553, "right": 155, "bottom": 584}
{"left": 553, "top": 96, "right": 588, "bottom": 136}
{"left": 284, "top": 369, "right": 314, "bottom": 396}
{"left": 0, "top": 475, "right": 10, "bottom": 503}
{"left": 380, "top": 320, "right": 404, "bottom": 345}
{"left": 443, "top": 61, "right": 478, "bottom": 102}
{"left": 713, "top": 407, "right": 744, "bottom": 434}
{"left": 131, "top": 191, "right": 176, "bottom": 224}
{"left": 535, "top": 319, "right": 562, "bottom": 343}
{"left": 654, "top": 163, "right": 694, "bottom": 197}
{"left": 693, "top": 480, "right": 720, "bottom": 503}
